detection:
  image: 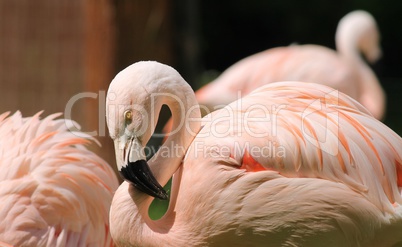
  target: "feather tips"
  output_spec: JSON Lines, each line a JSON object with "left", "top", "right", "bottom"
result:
{"left": 207, "top": 81, "right": 402, "bottom": 213}
{"left": 0, "top": 111, "right": 119, "bottom": 246}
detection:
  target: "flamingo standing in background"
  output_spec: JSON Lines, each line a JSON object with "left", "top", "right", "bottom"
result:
{"left": 194, "top": 10, "right": 385, "bottom": 120}
{"left": 0, "top": 111, "right": 119, "bottom": 246}
{"left": 107, "top": 61, "right": 402, "bottom": 247}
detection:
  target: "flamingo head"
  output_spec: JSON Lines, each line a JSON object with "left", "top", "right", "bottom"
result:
{"left": 351, "top": 10, "right": 382, "bottom": 64}
{"left": 336, "top": 10, "right": 382, "bottom": 64}
{"left": 106, "top": 61, "right": 169, "bottom": 200}
{"left": 359, "top": 21, "right": 382, "bottom": 64}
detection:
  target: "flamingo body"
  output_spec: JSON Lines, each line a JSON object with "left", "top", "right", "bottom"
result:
{"left": 196, "top": 10, "right": 385, "bottom": 120}
{"left": 0, "top": 111, "right": 119, "bottom": 247}
{"left": 107, "top": 61, "right": 402, "bottom": 247}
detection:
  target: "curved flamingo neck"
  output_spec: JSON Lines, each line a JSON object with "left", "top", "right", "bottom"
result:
{"left": 334, "top": 12, "right": 385, "bottom": 119}
{"left": 109, "top": 62, "right": 202, "bottom": 245}
{"left": 112, "top": 181, "right": 184, "bottom": 246}
{"left": 147, "top": 81, "right": 201, "bottom": 188}
{"left": 114, "top": 79, "right": 201, "bottom": 245}
{"left": 335, "top": 13, "right": 385, "bottom": 120}
{"left": 335, "top": 11, "right": 380, "bottom": 65}
{"left": 335, "top": 19, "right": 363, "bottom": 63}
{"left": 138, "top": 74, "right": 201, "bottom": 225}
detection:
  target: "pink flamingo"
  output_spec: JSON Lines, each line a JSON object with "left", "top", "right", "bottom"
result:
{"left": 195, "top": 10, "right": 385, "bottom": 120}
{"left": 0, "top": 111, "right": 119, "bottom": 246}
{"left": 106, "top": 61, "right": 402, "bottom": 246}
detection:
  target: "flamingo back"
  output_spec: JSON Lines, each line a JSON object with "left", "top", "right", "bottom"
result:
{"left": 195, "top": 81, "right": 401, "bottom": 213}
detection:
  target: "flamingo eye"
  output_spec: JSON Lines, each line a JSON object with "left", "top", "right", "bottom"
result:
{"left": 124, "top": 110, "right": 133, "bottom": 125}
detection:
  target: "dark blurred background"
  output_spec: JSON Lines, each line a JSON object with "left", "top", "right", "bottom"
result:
{"left": 0, "top": 0, "right": 401, "bottom": 172}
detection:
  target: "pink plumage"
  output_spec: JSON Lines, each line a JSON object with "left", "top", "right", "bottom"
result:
{"left": 0, "top": 111, "right": 119, "bottom": 247}
{"left": 107, "top": 61, "right": 402, "bottom": 247}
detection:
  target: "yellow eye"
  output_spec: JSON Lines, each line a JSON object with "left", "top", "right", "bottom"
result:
{"left": 124, "top": 110, "right": 132, "bottom": 123}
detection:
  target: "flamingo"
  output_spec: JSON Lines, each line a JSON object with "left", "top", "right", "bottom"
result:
{"left": 195, "top": 10, "right": 385, "bottom": 120}
{"left": 106, "top": 61, "right": 402, "bottom": 246}
{"left": 0, "top": 111, "right": 119, "bottom": 246}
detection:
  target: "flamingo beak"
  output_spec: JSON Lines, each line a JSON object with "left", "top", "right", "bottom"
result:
{"left": 114, "top": 136, "right": 168, "bottom": 200}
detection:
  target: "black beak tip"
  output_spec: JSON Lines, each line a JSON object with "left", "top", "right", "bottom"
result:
{"left": 120, "top": 159, "right": 169, "bottom": 200}
{"left": 157, "top": 190, "right": 169, "bottom": 201}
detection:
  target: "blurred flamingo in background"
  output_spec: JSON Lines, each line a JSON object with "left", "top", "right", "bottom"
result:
{"left": 0, "top": 111, "right": 119, "bottom": 246}
{"left": 194, "top": 10, "right": 385, "bottom": 120}
{"left": 107, "top": 61, "right": 402, "bottom": 246}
